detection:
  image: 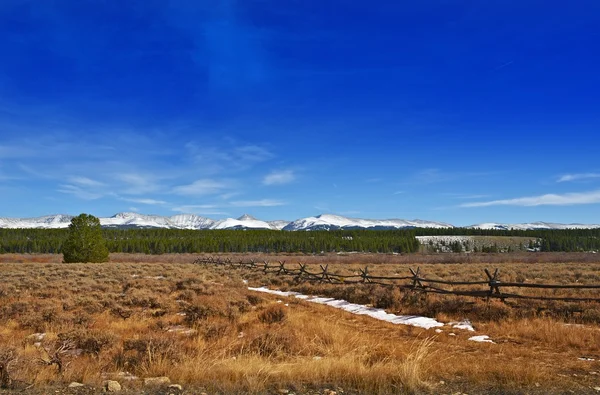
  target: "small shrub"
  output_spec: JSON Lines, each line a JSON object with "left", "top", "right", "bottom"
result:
{"left": 248, "top": 331, "right": 296, "bottom": 357}
{"left": 258, "top": 304, "right": 287, "bottom": 324}
{"left": 58, "top": 330, "right": 116, "bottom": 355}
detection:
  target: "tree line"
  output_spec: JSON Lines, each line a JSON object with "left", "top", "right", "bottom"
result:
{"left": 0, "top": 227, "right": 598, "bottom": 255}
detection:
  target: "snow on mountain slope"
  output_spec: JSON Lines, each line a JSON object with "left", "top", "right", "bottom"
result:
{"left": 101, "top": 212, "right": 175, "bottom": 228}
{"left": 267, "top": 220, "right": 291, "bottom": 230}
{"left": 168, "top": 214, "right": 215, "bottom": 229}
{"left": 283, "top": 214, "right": 453, "bottom": 230}
{"left": 2, "top": 213, "right": 599, "bottom": 231}
{"left": 211, "top": 214, "right": 276, "bottom": 230}
{"left": 468, "top": 222, "right": 600, "bottom": 230}
{"left": 0, "top": 214, "right": 74, "bottom": 229}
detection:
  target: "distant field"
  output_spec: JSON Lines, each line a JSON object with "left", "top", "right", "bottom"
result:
{"left": 416, "top": 235, "right": 538, "bottom": 253}
{"left": 0, "top": 254, "right": 599, "bottom": 394}
{"left": 3, "top": 251, "right": 600, "bottom": 265}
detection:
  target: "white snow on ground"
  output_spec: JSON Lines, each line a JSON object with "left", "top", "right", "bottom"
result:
{"left": 250, "top": 287, "right": 497, "bottom": 343}
{"left": 468, "top": 335, "right": 495, "bottom": 343}
{"left": 450, "top": 320, "right": 475, "bottom": 331}
{"left": 249, "top": 287, "right": 444, "bottom": 329}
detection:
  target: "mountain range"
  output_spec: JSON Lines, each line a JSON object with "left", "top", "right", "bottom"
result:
{"left": 1, "top": 213, "right": 599, "bottom": 231}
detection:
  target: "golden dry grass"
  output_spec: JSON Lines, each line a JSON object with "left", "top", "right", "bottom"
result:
{"left": 0, "top": 254, "right": 598, "bottom": 394}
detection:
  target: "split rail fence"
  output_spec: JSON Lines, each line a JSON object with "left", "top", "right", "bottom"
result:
{"left": 194, "top": 257, "right": 600, "bottom": 303}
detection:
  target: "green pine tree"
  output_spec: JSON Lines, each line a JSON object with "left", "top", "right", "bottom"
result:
{"left": 62, "top": 214, "right": 109, "bottom": 263}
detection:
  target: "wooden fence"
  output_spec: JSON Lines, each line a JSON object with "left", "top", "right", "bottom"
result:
{"left": 194, "top": 257, "right": 600, "bottom": 303}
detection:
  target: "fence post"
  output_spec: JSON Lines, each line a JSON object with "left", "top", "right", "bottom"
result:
{"left": 409, "top": 267, "right": 424, "bottom": 290}
{"left": 297, "top": 263, "right": 306, "bottom": 280}
{"left": 359, "top": 266, "right": 370, "bottom": 283}
{"left": 278, "top": 261, "right": 286, "bottom": 275}
{"left": 319, "top": 264, "right": 331, "bottom": 283}
{"left": 484, "top": 268, "right": 503, "bottom": 301}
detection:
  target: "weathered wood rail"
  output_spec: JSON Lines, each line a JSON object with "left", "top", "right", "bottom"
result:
{"left": 193, "top": 257, "right": 600, "bottom": 302}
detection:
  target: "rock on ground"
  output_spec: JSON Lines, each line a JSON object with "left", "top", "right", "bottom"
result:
{"left": 143, "top": 376, "right": 171, "bottom": 386}
{"left": 104, "top": 380, "right": 121, "bottom": 392}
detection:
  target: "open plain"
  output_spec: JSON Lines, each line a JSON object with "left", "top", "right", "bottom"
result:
{"left": 0, "top": 253, "right": 599, "bottom": 394}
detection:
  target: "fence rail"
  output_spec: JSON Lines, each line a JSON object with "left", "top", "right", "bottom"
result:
{"left": 193, "top": 257, "right": 600, "bottom": 303}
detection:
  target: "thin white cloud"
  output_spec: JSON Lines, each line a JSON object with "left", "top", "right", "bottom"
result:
{"left": 171, "top": 205, "right": 230, "bottom": 215}
{"left": 230, "top": 199, "right": 285, "bottom": 207}
{"left": 235, "top": 145, "right": 273, "bottom": 163}
{"left": 121, "top": 198, "right": 167, "bottom": 205}
{"left": 57, "top": 184, "right": 103, "bottom": 200}
{"left": 461, "top": 190, "right": 600, "bottom": 207}
{"left": 263, "top": 170, "right": 295, "bottom": 185}
{"left": 219, "top": 192, "right": 240, "bottom": 200}
{"left": 443, "top": 193, "right": 490, "bottom": 200}
{"left": 173, "top": 179, "right": 230, "bottom": 196}
{"left": 557, "top": 173, "right": 600, "bottom": 182}
{"left": 408, "top": 168, "right": 499, "bottom": 185}
{"left": 185, "top": 142, "right": 273, "bottom": 174}
{"left": 69, "top": 176, "right": 106, "bottom": 187}
{"left": 116, "top": 173, "right": 160, "bottom": 195}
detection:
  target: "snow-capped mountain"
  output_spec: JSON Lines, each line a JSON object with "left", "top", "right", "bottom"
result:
{"left": 0, "top": 214, "right": 74, "bottom": 229}
{"left": 283, "top": 214, "right": 453, "bottom": 231}
{"left": 267, "top": 220, "right": 292, "bottom": 230}
{"left": 101, "top": 212, "right": 176, "bottom": 228}
{"left": 2, "top": 212, "right": 600, "bottom": 231}
{"left": 212, "top": 214, "right": 279, "bottom": 230}
{"left": 0, "top": 212, "right": 286, "bottom": 230}
{"left": 165, "top": 214, "right": 215, "bottom": 229}
{"left": 468, "top": 222, "right": 600, "bottom": 230}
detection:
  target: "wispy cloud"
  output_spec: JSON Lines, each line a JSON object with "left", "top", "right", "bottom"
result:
{"left": 557, "top": 173, "right": 600, "bottom": 183}
{"left": 230, "top": 199, "right": 285, "bottom": 207}
{"left": 121, "top": 198, "right": 167, "bottom": 205}
{"left": 185, "top": 142, "right": 273, "bottom": 174}
{"left": 461, "top": 190, "right": 600, "bottom": 207}
{"left": 69, "top": 176, "right": 106, "bottom": 187}
{"left": 57, "top": 184, "right": 103, "bottom": 200}
{"left": 171, "top": 205, "right": 230, "bottom": 215}
{"left": 443, "top": 193, "right": 491, "bottom": 200}
{"left": 263, "top": 170, "right": 295, "bottom": 185}
{"left": 408, "top": 168, "right": 498, "bottom": 185}
{"left": 173, "top": 179, "right": 230, "bottom": 196}
{"left": 116, "top": 173, "right": 161, "bottom": 195}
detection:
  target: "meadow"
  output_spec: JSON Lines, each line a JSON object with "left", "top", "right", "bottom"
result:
{"left": 0, "top": 253, "right": 599, "bottom": 394}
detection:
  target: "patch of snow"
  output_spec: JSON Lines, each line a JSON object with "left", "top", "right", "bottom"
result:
{"left": 450, "top": 320, "right": 475, "bottom": 332}
{"left": 249, "top": 287, "right": 443, "bottom": 329}
{"left": 166, "top": 325, "right": 197, "bottom": 335}
{"left": 27, "top": 332, "right": 46, "bottom": 341}
{"left": 468, "top": 335, "right": 495, "bottom": 343}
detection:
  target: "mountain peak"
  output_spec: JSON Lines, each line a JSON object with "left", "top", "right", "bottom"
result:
{"left": 237, "top": 214, "right": 257, "bottom": 221}
{"left": 112, "top": 212, "right": 139, "bottom": 219}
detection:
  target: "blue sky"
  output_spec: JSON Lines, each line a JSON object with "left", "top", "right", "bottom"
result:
{"left": 1, "top": 1, "right": 599, "bottom": 226}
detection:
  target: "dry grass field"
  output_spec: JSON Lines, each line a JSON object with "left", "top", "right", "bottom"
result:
{"left": 0, "top": 253, "right": 599, "bottom": 394}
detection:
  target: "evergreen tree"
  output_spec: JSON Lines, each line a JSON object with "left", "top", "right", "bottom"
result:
{"left": 62, "top": 214, "right": 109, "bottom": 263}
